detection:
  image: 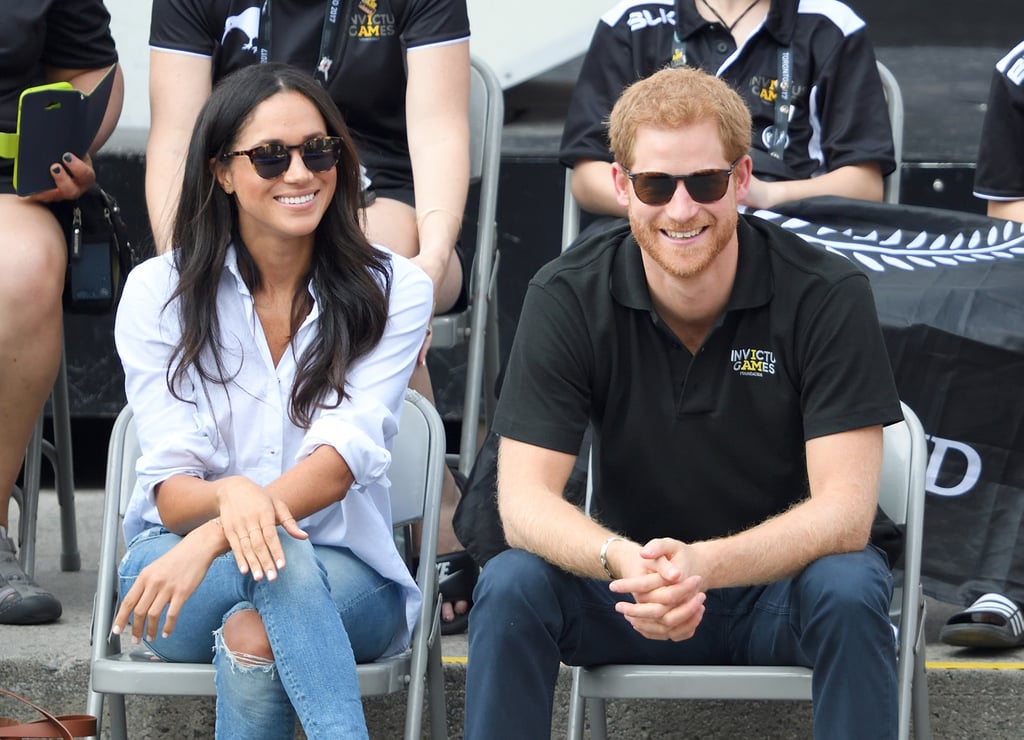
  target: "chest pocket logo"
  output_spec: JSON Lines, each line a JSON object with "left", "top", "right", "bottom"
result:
{"left": 731, "top": 347, "right": 777, "bottom": 377}
{"left": 221, "top": 7, "right": 261, "bottom": 51}
{"left": 351, "top": 0, "right": 397, "bottom": 39}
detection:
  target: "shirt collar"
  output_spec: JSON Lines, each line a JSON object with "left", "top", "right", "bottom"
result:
{"left": 726, "top": 215, "right": 774, "bottom": 312}
{"left": 223, "top": 242, "right": 322, "bottom": 328}
{"left": 609, "top": 216, "right": 774, "bottom": 316}
{"left": 675, "top": 0, "right": 797, "bottom": 46}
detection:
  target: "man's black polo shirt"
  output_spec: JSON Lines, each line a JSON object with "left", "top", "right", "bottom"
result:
{"left": 493, "top": 216, "right": 902, "bottom": 546}
{"left": 559, "top": 0, "right": 895, "bottom": 182}
{"left": 974, "top": 39, "right": 1024, "bottom": 202}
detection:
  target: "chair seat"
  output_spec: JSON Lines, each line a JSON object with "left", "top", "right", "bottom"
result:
{"left": 91, "top": 650, "right": 414, "bottom": 697}
{"left": 576, "top": 664, "right": 813, "bottom": 701}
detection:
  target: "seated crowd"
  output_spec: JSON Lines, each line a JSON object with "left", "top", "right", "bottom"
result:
{"left": 2, "top": 1, "right": 1023, "bottom": 738}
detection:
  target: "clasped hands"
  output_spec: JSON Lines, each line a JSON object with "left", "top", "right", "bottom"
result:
{"left": 607, "top": 538, "right": 707, "bottom": 642}
{"left": 112, "top": 477, "right": 306, "bottom": 645}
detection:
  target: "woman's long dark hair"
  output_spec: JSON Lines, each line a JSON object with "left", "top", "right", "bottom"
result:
{"left": 167, "top": 62, "right": 392, "bottom": 428}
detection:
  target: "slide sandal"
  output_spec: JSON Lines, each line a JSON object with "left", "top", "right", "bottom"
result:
{"left": 940, "top": 593, "right": 1024, "bottom": 649}
{"left": 437, "top": 550, "right": 478, "bottom": 636}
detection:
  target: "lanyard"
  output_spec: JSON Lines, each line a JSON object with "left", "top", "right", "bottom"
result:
{"left": 257, "top": 0, "right": 344, "bottom": 84}
{"left": 671, "top": 32, "right": 792, "bottom": 160}
{"left": 767, "top": 47, "right": 791, "bottom": 160}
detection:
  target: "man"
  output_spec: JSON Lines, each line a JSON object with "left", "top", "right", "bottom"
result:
{"left": 939, "top": 38, "right": 1024, "bottom": 649}
{"left": 973, "top": 38, "right": 1024, "bottom": 223}
{"left": 464, "top": 66, "right": 901, "bottom": 739}
{"left": 561, "top": 0, "right": 894, "bottom": 215}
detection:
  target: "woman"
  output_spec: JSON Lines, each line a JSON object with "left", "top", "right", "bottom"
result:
{"left": 144, "top": 0, "right": 475, "bottom": 631}
{"left": 112, "top": 63, "right": 433, "bottom": 738}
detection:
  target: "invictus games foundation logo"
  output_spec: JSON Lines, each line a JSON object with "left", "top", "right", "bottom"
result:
{"left": 350, "top": 0, "right": 396, "bottom": 39}
{"left": 731, "top": 347, "right": 776, "bottom": 377}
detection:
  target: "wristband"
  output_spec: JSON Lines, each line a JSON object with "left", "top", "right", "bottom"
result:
{"left": 600, "top": 536, "right": 623, "bottom": 579}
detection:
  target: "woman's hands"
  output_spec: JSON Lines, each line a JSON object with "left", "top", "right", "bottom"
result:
{"left": 29, "top": 152, "right": 96, "bottom": 203}
{"left": 112, "top": 521, "right": 223, "bottom": 644}
{"left": 215, "top": 476, "right": 308, "bottom": 582}
{"left": 112, "top": 476, "right": 310, "bottom": 643}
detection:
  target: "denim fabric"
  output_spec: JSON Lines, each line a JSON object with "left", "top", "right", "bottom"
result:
{"left": 118, "top": 526, "right": 404, "bottom": 739}
{"left": 465, "top": 546, "right": 896, "bottom": 740}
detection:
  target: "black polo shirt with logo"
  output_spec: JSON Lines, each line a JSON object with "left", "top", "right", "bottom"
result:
{"left": 974, "top": 40, "right": 1024, "bottom": 202}
{"left": 493, "top": 216, "right": 902, "bottom": 545}
{"left": 150, "top": 0, "right": 470, "bottom": 192}
{"left": 560, "top": 0, "right": 894, "bottom": 182}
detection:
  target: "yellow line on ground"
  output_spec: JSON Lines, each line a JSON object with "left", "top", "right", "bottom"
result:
{"left": 445, "top": 657, "right": 1024, "bottom": 670}
{"left": 927, "top": 660, "right": 1024, "bottom": 670}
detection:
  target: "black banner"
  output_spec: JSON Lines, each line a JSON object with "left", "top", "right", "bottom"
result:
{"left": 763, "top": 197, "right": 1024, "bottom": 606}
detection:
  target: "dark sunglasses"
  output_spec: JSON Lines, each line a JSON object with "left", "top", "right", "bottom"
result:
{"left": 221, "top": 136, "right": 343, "bottom": 179}
{"left": 622, "top": 158, "right": 740, "bottom": 205}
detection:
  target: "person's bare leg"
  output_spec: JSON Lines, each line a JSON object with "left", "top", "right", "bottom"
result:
{"left": 0, "top": 196, "right": 66, "bottom": 624}
{"left": 364, "top": 197, "right": 470, "bottom": 626}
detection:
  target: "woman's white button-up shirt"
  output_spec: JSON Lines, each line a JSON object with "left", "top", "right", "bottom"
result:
{"left": 114, "top": 244, "right": 433, "bottom": 656}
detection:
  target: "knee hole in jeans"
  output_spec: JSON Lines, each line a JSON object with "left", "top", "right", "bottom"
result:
{"left": 218, "top": 608, "right": 275, "bottom": 668}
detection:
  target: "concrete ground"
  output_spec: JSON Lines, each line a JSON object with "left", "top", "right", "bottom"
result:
{"left": 3, "top": 490, "right": 1024, "bottom": 738}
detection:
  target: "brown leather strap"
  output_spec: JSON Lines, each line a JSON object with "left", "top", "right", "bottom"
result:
{"left": 0, "top": 690, "right": 97, "bottom": 739}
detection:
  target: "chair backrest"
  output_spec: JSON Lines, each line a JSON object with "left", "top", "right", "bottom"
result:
{"left": 431, "top": 55, "right": 504, "bottom": 475}
{"left": 876, "top": 60, "right": 904, "bottom": 205}
{"left": 89, "top": 389, "right": 448, "bottom": 739}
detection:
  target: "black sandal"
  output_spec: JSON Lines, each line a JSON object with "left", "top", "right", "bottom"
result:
{"left": 436, "top": 550, "right": 478, "bottom": 635}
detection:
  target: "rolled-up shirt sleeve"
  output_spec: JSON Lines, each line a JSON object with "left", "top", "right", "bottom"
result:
{"left": 296, "top": 252, "right": 433, "bottom": 484}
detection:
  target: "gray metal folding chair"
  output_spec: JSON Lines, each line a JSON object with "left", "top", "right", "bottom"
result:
{"left": 429, "top": 55, "right": 503, "bottom": 476}
{"left": 566, "top": 401, "right": 931, "bottom": 740}
{"left": 10, "top": 338, "right": 80, "bottom": 577}
{"left": 877, "top": 60, "right": 904, "bottom": 205}
{"left": 86, "top": 389, "right": 449, "bottom": 740}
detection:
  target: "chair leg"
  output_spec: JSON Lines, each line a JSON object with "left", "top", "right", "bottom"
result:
{"left": 590, "top": 697, "right": 608, "bottom": 740}
{"left": 566, "top": 667, "right": 586, "bottom": 740}
{"left": 13, "top": 343, "right": 79, "bottom": 577}
{"left": 86, "top": 690, "right": 104, "bottom": 740}
{"left": 15, "top": 413, "right": 44, "bottom": 579}
{"left": 426, "top": 630, "right": 448, "bottom": 740}
{"left": 46, "top": 346, "right": 80, "bottom": 571}
{"left": 107, "top": 693, "right": 128, "bottom": 740}
{"left": 912, "top": 599, "right": 932, "bottom": 740}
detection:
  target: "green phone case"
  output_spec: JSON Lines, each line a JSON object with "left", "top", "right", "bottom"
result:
{"left": 11, "top": 64, "right": 116, "bottom": 196}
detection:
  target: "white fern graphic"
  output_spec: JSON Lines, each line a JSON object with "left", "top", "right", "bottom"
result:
{"left": 755, "top": 209, "right": 1024, "bottom": 272}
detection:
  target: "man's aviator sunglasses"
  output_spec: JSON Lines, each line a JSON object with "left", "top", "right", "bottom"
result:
{"left": 622, "top": 158, "right": 741, "bottom": 205}
{"left": 221, "top": 136, "right": 343, "bottom": 180}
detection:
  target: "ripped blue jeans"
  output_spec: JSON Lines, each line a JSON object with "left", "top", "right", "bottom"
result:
{"left": 118, "top": 526, "right": 404, "bottom": 739}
